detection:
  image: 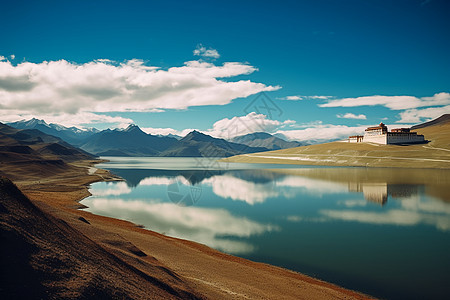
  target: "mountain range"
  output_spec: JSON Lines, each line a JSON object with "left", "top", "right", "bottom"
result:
{"left": 6, "top": 119, "right": 304, "bottom": 157}
{"left": 0, "top": 122, "right": 95, "bottom": 181}
{"left": 231, "top": 132, "right": 304, "bottom": 150}
{"left": 160, "top": 130, "right": 268, "bottom": 157}
{"left": 7, "top": 118, "right": 99, "bottom": 145}
{"left": 79, "top": 125, "right": 178, "bottom": 156}
{"left": 0, "top": 122, "right": 94, "bottom": 161}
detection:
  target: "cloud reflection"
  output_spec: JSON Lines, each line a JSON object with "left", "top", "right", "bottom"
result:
{"left": 321, "top": 194, "right": 450, "bottom": 232}
{"left": 89, "top": 181, "right": 132, "bottom": 196}
{"left": 139, "top": 176, "right": 178, "bottom": 185}
{"left": 276, "top": 176, "right": 348, "bottom": 195}
{"left": 83, "top": 197, "right": 278, "bottom": 254}
{"left": 203, "top": 174, "right": 349, "bottom": 205}
{"left": 204, "top": 175, "right": 279, "bottom": 205}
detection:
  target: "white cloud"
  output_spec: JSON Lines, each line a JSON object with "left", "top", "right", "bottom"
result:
{"left": 336, "top": 113, "right": 367, "bottom": 120}
{"left": 141, "top": 127, "right": 193, "bottom": 137}
{"left": 10, "top": 54, "right": 15, "bottom": 60}
{"left": 397, "top": 105, "right": 450, "bottom": 123}
{"left": 0, "top": 57, "right": 279, "bottom": 127}
{"left": 4, "top": 111, "right": 134, "bottom": 129}
{"left": 279, "top": 95, "right": 302, "bottom": 100}
{"left": 0, "top": 110, "right": 134, "bottom": 129}
{"left": 193, "top": 44, "right": 220, "bottom": 59}
{"left": 320, "top": 93, "right": 450, "bottom": 110}
{"left": 309, "top": 95, "right": 332, "bottom": 100}
{"left": 142, "top": 112, "right": 297, "bottom": 139}
{"left": 0, "top": 56, "right": 6, "bottom": 61}
{"left": 276, "top": 124, "right": 367, "bottom": 143}
{"left": 208, "top": 112, "right": 295, "bottom": 138}
{"left": 278, "top": 95, "right": 332, "bottom": 101}
{"left": 276, "top": 122, "right": 413, "bottom": 143}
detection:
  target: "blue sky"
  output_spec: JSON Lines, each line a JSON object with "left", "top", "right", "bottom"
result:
{"left": 1, "top": 0, "right": 449, "bottom": 142}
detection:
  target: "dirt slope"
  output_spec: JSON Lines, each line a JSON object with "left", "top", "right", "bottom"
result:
{"left": 0, "top": 177, "right": 203, "bottom": 299}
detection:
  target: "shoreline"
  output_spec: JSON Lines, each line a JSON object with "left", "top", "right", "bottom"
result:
{"left": 221, "top": 142, "right": 450, "bottom": 169}
{"left": 13, "top": 159, "right": 371, "bottom": 299}
{"left": 222, "top": 124, "right": 450, "bottom": 169}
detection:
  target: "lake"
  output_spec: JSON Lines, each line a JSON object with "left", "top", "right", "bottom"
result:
{"left": 81, "top": 157, "right": 450, "bottom": 299}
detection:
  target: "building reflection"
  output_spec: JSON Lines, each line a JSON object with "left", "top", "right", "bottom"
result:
{"left": 348, "top": 182, "right": 420, "bottom": 205}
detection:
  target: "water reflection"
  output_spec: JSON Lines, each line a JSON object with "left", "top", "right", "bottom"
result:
{"left": 84, "top": 196, "right": 278, "bottom": 254}
{"left": 272, "top": 167, "right": 450, "bottom": 203}
{"left": 82, "top": 158, "right": 450, "bottom": 299}
{"left": 348, "top": 182, "right": 421, "bottom": 205}
{"left": 87, "top": 166, "right": 450, "bottom": 244}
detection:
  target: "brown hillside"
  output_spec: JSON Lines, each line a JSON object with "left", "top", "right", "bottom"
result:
{"left": 0, "top": 177, "right": 203, "bottom": 299}
{"left": 411, "top": 114, "right": 450, "bottom": 130}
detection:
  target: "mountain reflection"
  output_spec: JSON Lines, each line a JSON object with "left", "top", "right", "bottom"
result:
{"left": 105, "top": 166, "right": 450, "bottom": 205}
{"left": 107, "top": 168, "right": 226, "bottom": 187}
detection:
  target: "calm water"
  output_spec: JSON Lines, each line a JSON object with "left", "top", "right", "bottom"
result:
{"left": 81, "top": 157, "right": 450, "bottom": 299}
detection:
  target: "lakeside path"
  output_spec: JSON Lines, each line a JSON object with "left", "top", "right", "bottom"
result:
{"left": 10, "top": 160, "right": 371, "bottom": 299}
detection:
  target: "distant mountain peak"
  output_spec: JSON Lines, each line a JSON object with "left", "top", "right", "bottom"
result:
{"left": 123, "top": 124, "right": 142, "bottom": 132}
{"left": 244, "top": 132, "right": 273, "bottom": 139}
{"left": 182, "top": 130, "right": 215, "bottom": 142}
{"left": 157, "top": 133, "right": 181, "bottom": 140}
{"left": 231, "top": 131, "right": 304, "bottom": 150}
{"left": 190, "top": 130, "right": 203, "bottom": 135}
{"left": 26, "top": 118, "right": 49, "bottom": 127}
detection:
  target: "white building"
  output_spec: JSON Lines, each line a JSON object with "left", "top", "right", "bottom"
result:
{"left": 348, "top": 122, "right": 425, "bottom": 145}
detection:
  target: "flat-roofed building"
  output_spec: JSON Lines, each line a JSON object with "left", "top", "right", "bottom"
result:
{"left": 348, "top": 122, "right": 425, "bottom": 144}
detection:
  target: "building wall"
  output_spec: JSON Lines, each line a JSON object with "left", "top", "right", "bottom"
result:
{"left": 348, "top": 136, "right": 364, "bottom": 143}
{"left": 387, "top": 133, "right": 425, "bottom": 144}
{"left": 363, "top": 134, "right": 387, "bottom": 144}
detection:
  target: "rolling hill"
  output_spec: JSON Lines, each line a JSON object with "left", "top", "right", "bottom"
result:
{"left": 223, "top": 115, "right": 450, "bottom": 169}
{"left": 0, "top": 122, "right": 95, "bottom": 181}
{"left": 411, "top": 114, "right": 450, "bottom": 130}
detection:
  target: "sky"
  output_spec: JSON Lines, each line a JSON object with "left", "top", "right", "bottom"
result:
{"left": 1, "top": 0, "right": 449, "bottom": 142}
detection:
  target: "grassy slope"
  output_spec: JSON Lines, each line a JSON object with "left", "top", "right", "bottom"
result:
{"left": 223, "top": 119, "right": 450, "bottom": 169}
